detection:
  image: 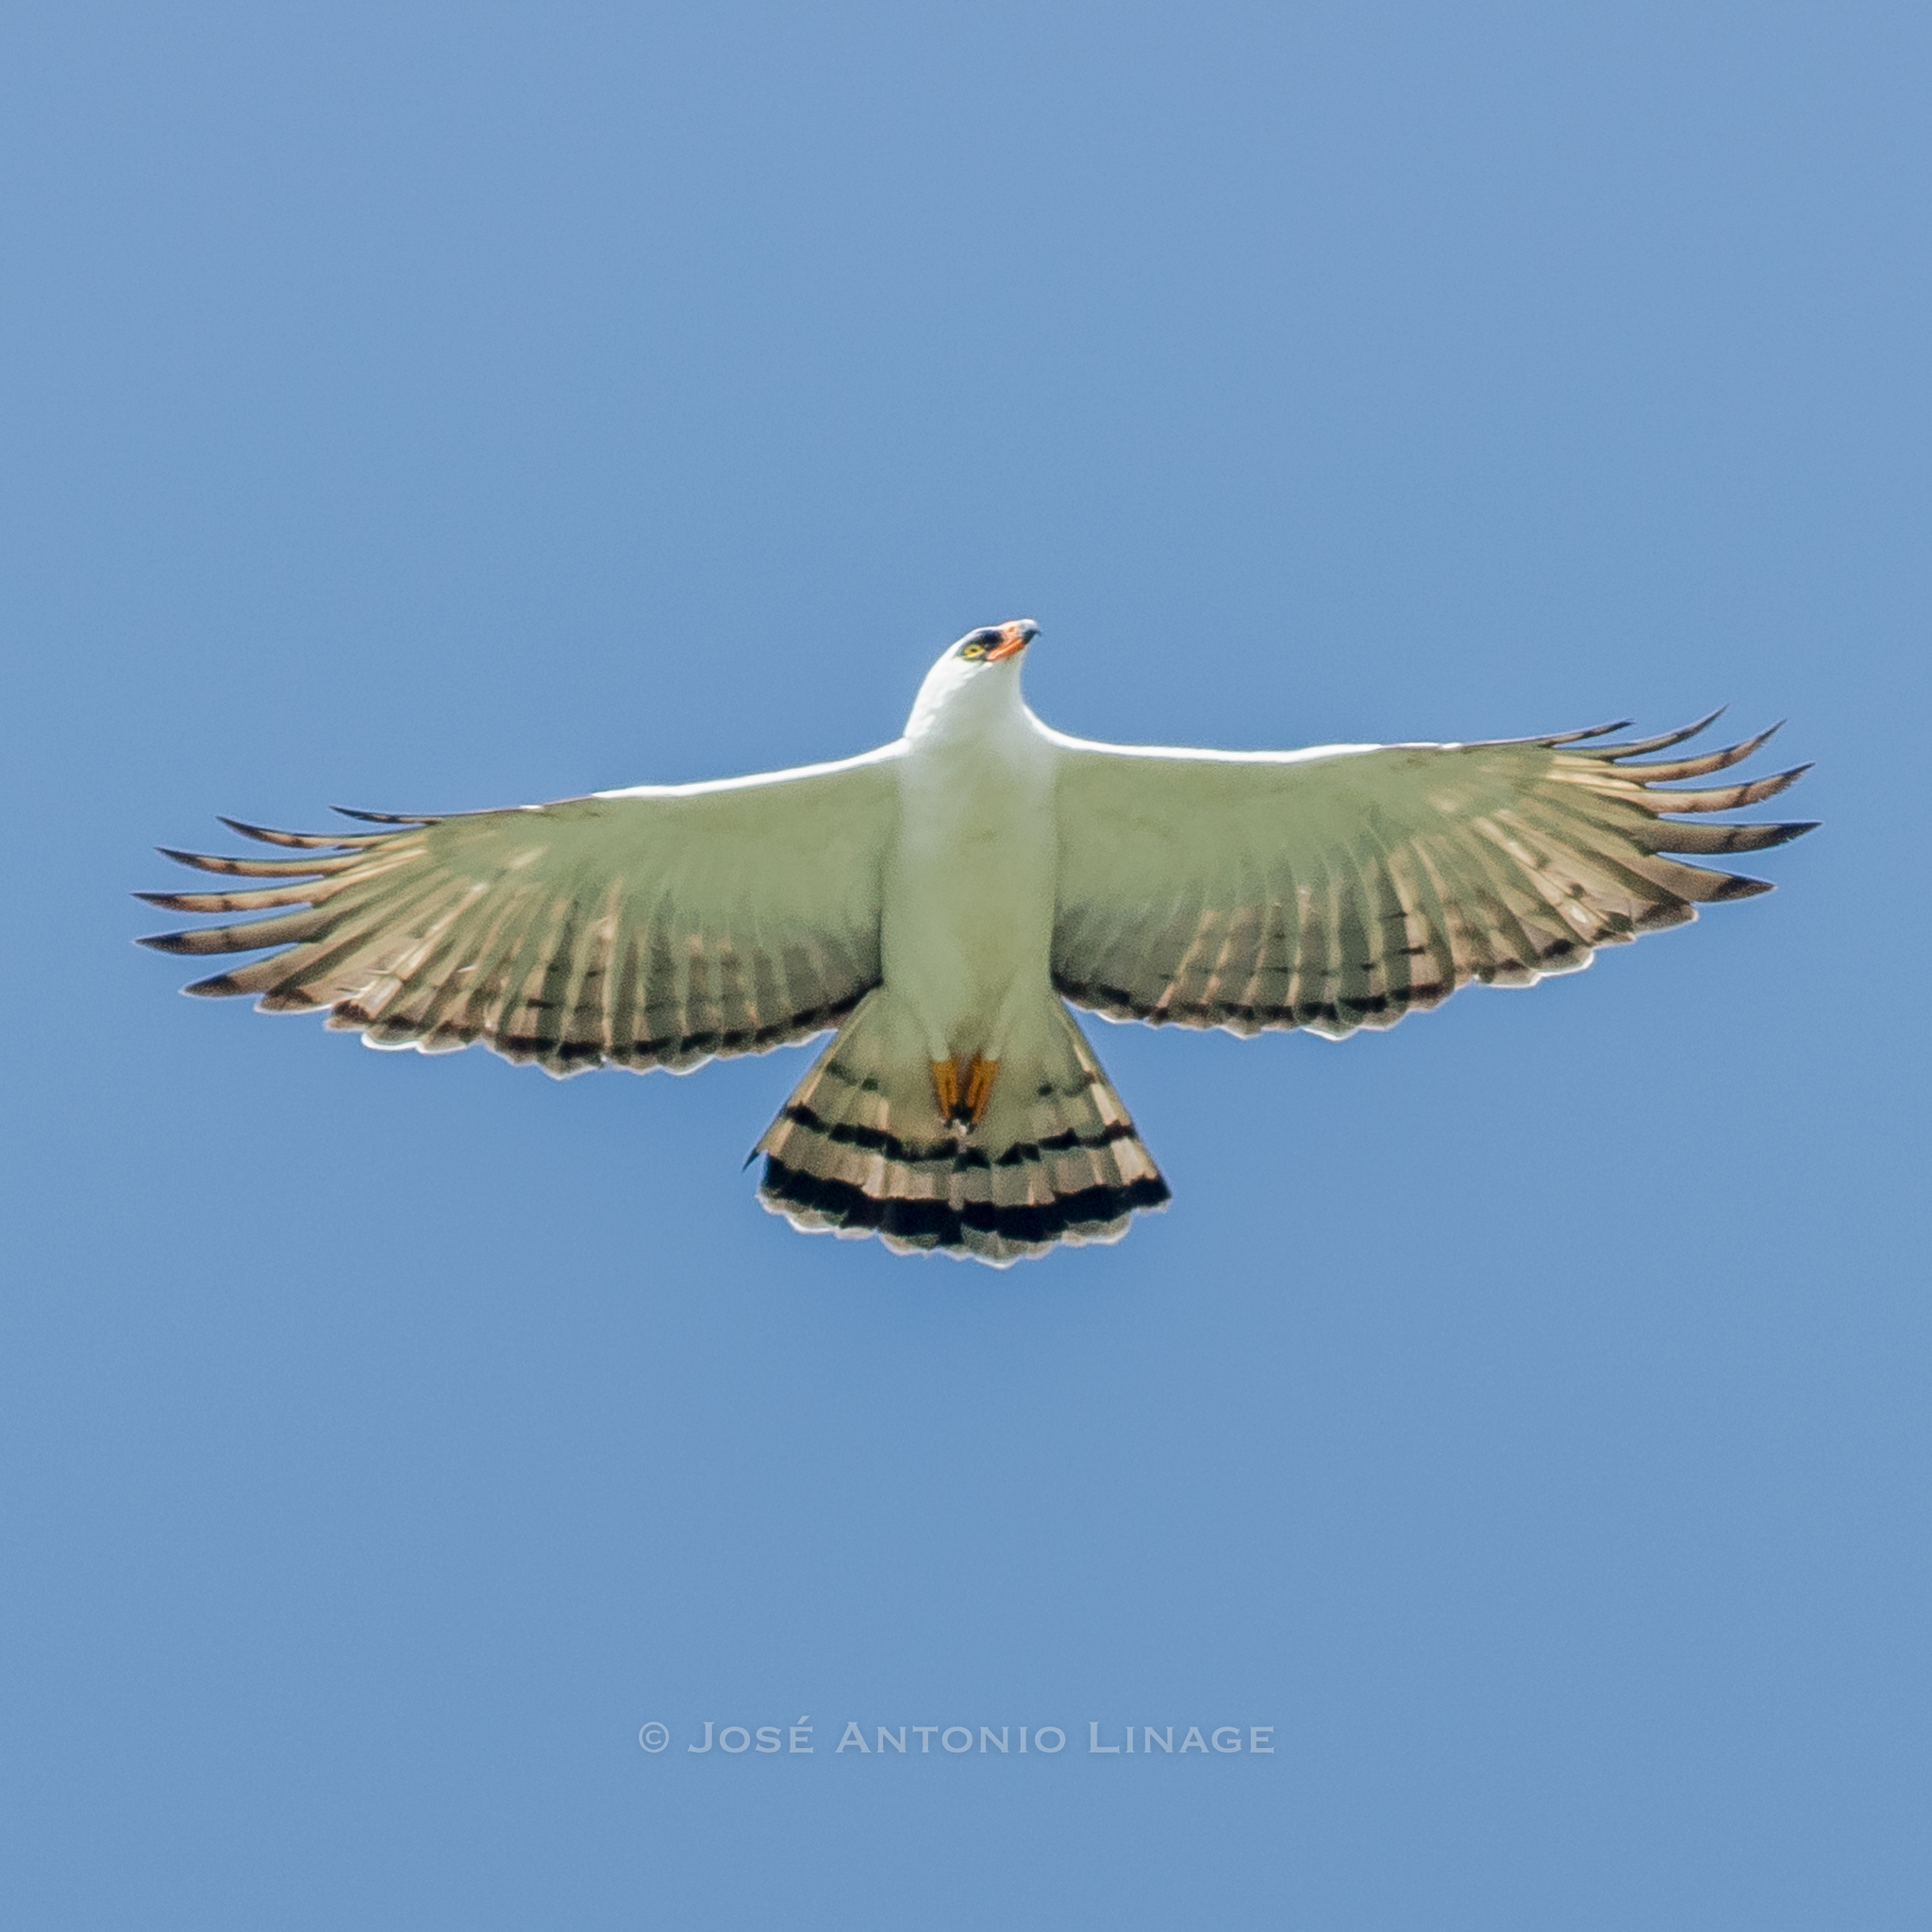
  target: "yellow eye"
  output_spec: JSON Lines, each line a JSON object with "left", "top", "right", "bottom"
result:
{"left": 960, "top": 643, "right": 985, "bottom": 659}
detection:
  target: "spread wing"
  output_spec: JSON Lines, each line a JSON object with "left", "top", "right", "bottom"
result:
{"left": 140, "top": 748, "right": 902, "bottom": 1076}
{"left": 1048, "top": 714, "right": 1813, "bottom": 1039}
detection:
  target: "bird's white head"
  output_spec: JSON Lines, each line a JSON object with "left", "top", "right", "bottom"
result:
{"left": 905, "top": 619, "right": 1040, "bottom": 740}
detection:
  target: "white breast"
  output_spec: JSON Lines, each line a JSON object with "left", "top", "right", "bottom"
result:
{"left": 881, "top": 691, "right": 1058, "bottom": 1063}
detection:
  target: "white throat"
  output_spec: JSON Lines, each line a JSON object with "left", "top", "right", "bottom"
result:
{"left": 904, "top": 657, "right": 1029, "bottom": 745}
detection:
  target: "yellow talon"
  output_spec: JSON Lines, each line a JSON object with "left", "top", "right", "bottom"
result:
{"left": 930, "top": 1058, "right": 959, "bottom": 1123}
{"left": 963, "top": 1055, "right": 998, "bottom": 1126}
{"left": 931, "top": 1055, "right": 998, "bottom": 1127}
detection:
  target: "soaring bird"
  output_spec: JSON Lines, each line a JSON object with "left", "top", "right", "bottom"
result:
{"left": 141, "top": 620, "right": 1812, "bottom": 1265}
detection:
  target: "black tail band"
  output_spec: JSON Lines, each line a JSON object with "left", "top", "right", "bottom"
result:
{"left": 761, "top": 1156, "right": 1171, "bottom": 1250}
{"left": 777, "top": 1102, "right": 1142, "bottom": 1170}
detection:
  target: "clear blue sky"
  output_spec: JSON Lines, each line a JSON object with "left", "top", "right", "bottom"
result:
{"left": 4, "top": 3, "right": 1926, "bottom": 1926}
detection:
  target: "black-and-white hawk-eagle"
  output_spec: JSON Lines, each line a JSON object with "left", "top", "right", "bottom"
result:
{"left": 142, "top": 621, "right": 1812, "bottom": 1265}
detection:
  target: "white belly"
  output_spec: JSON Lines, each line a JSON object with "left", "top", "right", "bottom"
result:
{"left": 881, "top": 726, "right": 1058, "bottom": 1062}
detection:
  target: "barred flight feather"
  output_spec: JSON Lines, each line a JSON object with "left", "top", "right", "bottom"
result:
{"left": 140, "top": 751, "right": 900, "bottom": 1079}
{"left": 1049, "top": 714, "right": 1814, "bottom": 1039}
{"left": 217, "top": 817, "right": 394, "bottom": 849}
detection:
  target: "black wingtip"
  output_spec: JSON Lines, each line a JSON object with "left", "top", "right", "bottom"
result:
{"left": 331, "top": 806, "right": 429, "bottom": 824}
{"left": 217, "top": 816, "right": 288, "bottom": 845}
{"left": 183, "top": 971, "right": 248, "bottom": 997}
{"left": 1598, "top": 708, "right": 1731, "bottom": 759}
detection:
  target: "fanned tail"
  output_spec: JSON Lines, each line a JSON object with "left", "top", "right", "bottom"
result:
{"left": 756, "top": 991, "right": 1170, "bottom": 1267}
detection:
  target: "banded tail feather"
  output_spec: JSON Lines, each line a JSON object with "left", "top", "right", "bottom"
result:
{"left": 756, "top": 991, "right": 1170, "bottom": 1266}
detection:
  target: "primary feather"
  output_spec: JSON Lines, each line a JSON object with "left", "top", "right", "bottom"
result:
{"left": 1047, "top": 716, "right": 1810, "bottom": 1039}
{"left": 142, "top": 752, "right": 899, "bottom": 1074}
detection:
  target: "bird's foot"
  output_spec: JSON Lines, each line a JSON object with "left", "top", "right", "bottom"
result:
{"left": 930, "top": 1058, "right": 959, "bottom": 1124}
{"left": 963, "top": 1055, "right": 998, "bottom": 1126}
{"left": 930, "top": 1056, "right": 998, "bottom": 1128}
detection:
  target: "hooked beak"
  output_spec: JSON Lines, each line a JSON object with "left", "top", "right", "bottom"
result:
{"left": 985, "top": 619, "right": 1039, "bottom": 663}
